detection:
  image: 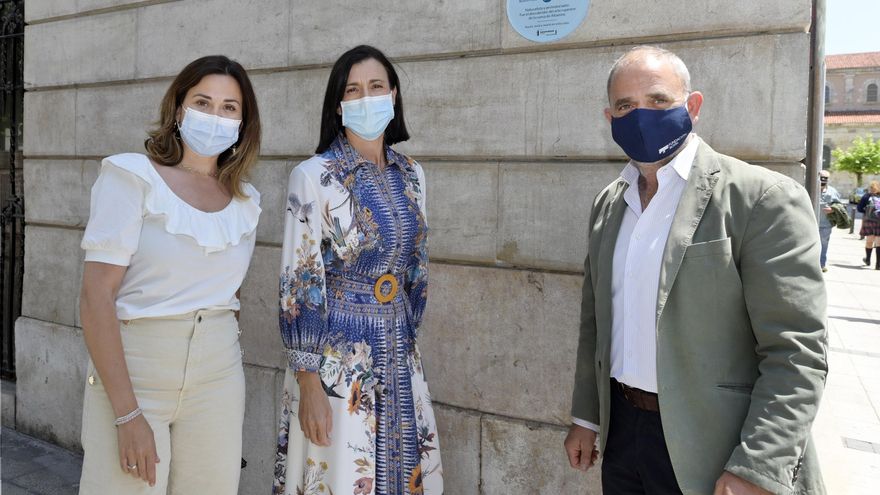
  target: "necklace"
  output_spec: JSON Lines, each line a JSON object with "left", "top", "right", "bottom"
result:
{"left": 177, "top": 163, "right": 219, "bottom": 178}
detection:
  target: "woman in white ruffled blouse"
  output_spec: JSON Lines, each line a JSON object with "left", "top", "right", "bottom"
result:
{"left": 77, "top": 56, "right": 261, "bottom": 495}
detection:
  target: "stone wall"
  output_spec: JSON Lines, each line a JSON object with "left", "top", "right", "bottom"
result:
{"left": 18, "top": 1, "right": 813, "bottom": 493}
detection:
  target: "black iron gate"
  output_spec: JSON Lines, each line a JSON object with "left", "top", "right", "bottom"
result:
{"left": 1, "top": 0, "right": 24, "bottom": 379}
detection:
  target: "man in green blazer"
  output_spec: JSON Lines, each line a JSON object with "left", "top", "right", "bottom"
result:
{"left": 563, "top": 46, "right": 828, "bottom": 495}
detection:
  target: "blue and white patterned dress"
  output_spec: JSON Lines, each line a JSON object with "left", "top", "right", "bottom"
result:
{"left": 274, "top": 135, "right": 443, "bottom": 495}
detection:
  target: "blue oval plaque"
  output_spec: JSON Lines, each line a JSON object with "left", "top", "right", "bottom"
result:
{"left": 507, "top": 0, "right": 590, "bottom": 43}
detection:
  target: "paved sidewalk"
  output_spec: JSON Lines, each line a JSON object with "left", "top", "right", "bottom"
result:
{"left": 812, "top": 224, "right": 880, "bottom": 495}
{"left": 1, "top": 427, "right": 82, "bottom": 494}
{"left": 1, "top": 227, "right": 879, "bottom": 494}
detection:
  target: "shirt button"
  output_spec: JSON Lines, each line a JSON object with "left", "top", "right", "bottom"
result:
{"left": 197, "top": 316, "right": 203, "bottom": 323}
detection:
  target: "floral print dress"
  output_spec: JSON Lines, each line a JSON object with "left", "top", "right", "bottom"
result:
{"left": 274, "top": 135, "right": 443, "bottom": 495}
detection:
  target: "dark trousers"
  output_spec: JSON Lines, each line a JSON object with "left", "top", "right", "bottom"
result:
{"left": 601, "top": 380, "right": 683, "bottom": 494}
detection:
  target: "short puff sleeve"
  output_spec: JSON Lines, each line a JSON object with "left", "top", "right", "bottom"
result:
{"left": 81, "top": 160, "right": 148, "bottom": 266}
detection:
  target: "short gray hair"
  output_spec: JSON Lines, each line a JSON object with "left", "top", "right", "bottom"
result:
{"left": 606, "top": 46, "right": 691, "bottom": 101}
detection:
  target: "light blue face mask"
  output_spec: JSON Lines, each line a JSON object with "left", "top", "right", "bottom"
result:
{"left": 340, "top": 93, "right": 394, "bottom": 141}
{"left": 178, "top": 107, "right": 241, "bottom": 157}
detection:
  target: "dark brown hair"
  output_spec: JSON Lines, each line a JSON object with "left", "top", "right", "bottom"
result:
{"left": 316, "top": 45, "right": 409, "bottom": 153}
{"left": 145, "top": 55, "right": 261, "bottom": 198}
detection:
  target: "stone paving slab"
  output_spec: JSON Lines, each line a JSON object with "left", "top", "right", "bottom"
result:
{"left": 812, "top": 223, "right": 880, "bottom": 495}
{"left": 1, "top": 427, "right": 82, "bottom": 495}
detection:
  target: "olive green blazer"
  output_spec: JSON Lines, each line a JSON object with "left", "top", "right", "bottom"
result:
{"left": 571, "top": 139, "right": 828, "bottom": 494}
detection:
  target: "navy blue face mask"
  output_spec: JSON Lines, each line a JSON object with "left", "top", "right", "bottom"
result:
{"left": 611, "top": 103, "right": 693, "bottom": 163}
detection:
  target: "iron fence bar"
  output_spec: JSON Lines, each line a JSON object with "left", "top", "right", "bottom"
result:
{"left": 1, "top": 0, "right": 24, "bottom": 379}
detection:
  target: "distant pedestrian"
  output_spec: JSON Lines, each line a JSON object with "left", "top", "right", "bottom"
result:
{"left": 847, "top": 186, "right": 865, "bottom": 235}
{"left": 857, "top": 181, "right": 880, "bottom": 269}
{"left": 818, "top": 170, "right": 842, "bottom": 272}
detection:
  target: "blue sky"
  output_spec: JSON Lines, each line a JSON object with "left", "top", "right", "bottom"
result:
{"left": 825, "top": 0, "right": 880, "bottom": 55}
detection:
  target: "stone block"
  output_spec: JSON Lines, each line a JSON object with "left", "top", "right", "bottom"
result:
{"left": 433, "top": 404, "right": 481, "bottom": 495}
{"left": 136, "top": 0, "right": 289, "bottom": 79}
{"left": 419, "top": 264, "right": 583, "bottom": 426}
{"left": 239, "top": 245, "right": 287, "bottom": 370}
{"left": 21, "top": 226, "right": 83, "bottom": 328}
{"left": 481, "top": 416, "right": 600, "bottom": 494}
{"left": 23, "top": 159, "right": 99, "bottom": 228}
{"left": 250, "top": 160, "right": 296, "bottom": 245}
{"left": 763, "top": 162, "right": 807, "bottom": 185}
{"left": 397, "top": 34, "right": 810, "bottom": 162}
{"left": 501, "top": 0, "right": 810, "bottom": 49}
{"left": 422, "top": 161, "right": 498, "bottom": 264}
{"left": 498, "top": 161, "right": 620, "bottom": 271}
{"left": 287, "top": 0, "right": 501, "bottom": 66}
{"left": 684, "top": 36, "right": 811, "bottom": 162}
{"left": 2, "top": 379, "right": 15, "bottom": 427}
{"left": 74, "top": 81, "right": 166, "bottom": 156}
{"left": 25, "top": 0, "right": 159, "bottom": 23}
{"left": 26, "top": 0, "right": 810, "bottom": 85}
{"left": 14, "top": 317, "right": 88, "bottom": 451}
{"left": 240, "top": 365, "right": 284, "bottom": 495}
{"left": 253, "top": 71, "right": 327, "bottom": 157}
{"left": 24, "top": 10, "right": 137, "bottom": 88}
{"left": 42, "top": 33, "right": 809, "bottom": 162}
{"left": 23, "top": 90, "right": 77, "bottom": 156}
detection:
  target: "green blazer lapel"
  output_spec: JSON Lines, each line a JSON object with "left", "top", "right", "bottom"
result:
{"left": 655, "top": 141, "right": 721, "bottom": 325}
{"left": 595, "top": 180, "right": 628, "bottom": 340}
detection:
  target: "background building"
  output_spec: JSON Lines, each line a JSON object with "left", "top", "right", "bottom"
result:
{"left": 824, "top": 51, "right": 880, "bottom": 192}
{"left": 5, "top": 1, "right": 816, "bottom": 493}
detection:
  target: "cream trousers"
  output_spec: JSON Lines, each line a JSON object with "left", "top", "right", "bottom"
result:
{"left": 79, "top": 309, "right": 245, "bottom": 495}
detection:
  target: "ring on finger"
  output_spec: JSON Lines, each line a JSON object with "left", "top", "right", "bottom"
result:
{"left": 127, "top": 463, "right": 137, "bottom": 470}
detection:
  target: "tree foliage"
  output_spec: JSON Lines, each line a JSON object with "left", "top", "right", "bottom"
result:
{"left": 832, "top": 135, "right": 880, "bottom": 185}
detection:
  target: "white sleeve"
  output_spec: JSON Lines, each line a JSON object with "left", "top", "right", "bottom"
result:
{"left": 572, "top": 417, "right": 600, "bottom": 434}
{"left": 81, "top": 162, "right": 147, "bottom": 266}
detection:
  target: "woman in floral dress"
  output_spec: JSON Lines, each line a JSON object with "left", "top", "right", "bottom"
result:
{"left": 273, "top": 45, "right": 443, "bottom": 495}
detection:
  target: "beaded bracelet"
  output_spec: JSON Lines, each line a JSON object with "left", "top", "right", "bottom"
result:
{"left": 114, "top": 407, "right": 143, "bottom": 426}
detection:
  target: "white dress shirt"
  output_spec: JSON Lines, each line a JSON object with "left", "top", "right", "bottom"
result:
{"left": 81, "top": 153, "right": 261, "bottom": 320}
{"left": 573, "top": 136, "right": 699, "bottom": 432}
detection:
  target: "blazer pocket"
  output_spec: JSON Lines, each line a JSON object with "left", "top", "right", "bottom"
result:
{"left": 683, "top": 237, "right": 732, "bottom": 259}
{"left": 716, "top": 382, "right": 753, "bottom": 395}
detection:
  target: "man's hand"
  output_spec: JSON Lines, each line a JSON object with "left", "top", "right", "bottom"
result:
{"left": 564, "top": 424, "right": 599, "bottom": 472}
{"left": 713, "top": 471, "right": 773, "bottom": 495}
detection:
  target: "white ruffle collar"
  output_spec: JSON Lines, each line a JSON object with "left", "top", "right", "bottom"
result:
{"left": 102, "top": 153, "right": 261, "bottom": 253}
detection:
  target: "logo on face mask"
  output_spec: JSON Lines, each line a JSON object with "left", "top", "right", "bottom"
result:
{"left": 611, "top": 103, "right": 693, "bottom": 163}
{"left": 658, "top": 133, "right": 689, "bottom": 155}
{"left": 178, "top": 107, "right": 241, "bottom": 157}
{"left": 341, "top": 93, "right": 394, "bottom": 142}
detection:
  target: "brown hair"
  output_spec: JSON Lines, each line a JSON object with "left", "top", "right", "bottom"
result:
{"left": 870, "top": 181, "right": 880, "bottom": 195}
{"left": 145, "top": 55, "right": 261, "bottom": 198}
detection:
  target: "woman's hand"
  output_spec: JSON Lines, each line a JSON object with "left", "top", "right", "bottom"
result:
{"left": 297, "top": 372, "right": 333, "bottom": 446}
{"left": 116, "top": 414, "right": 160, "bottom": 486}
